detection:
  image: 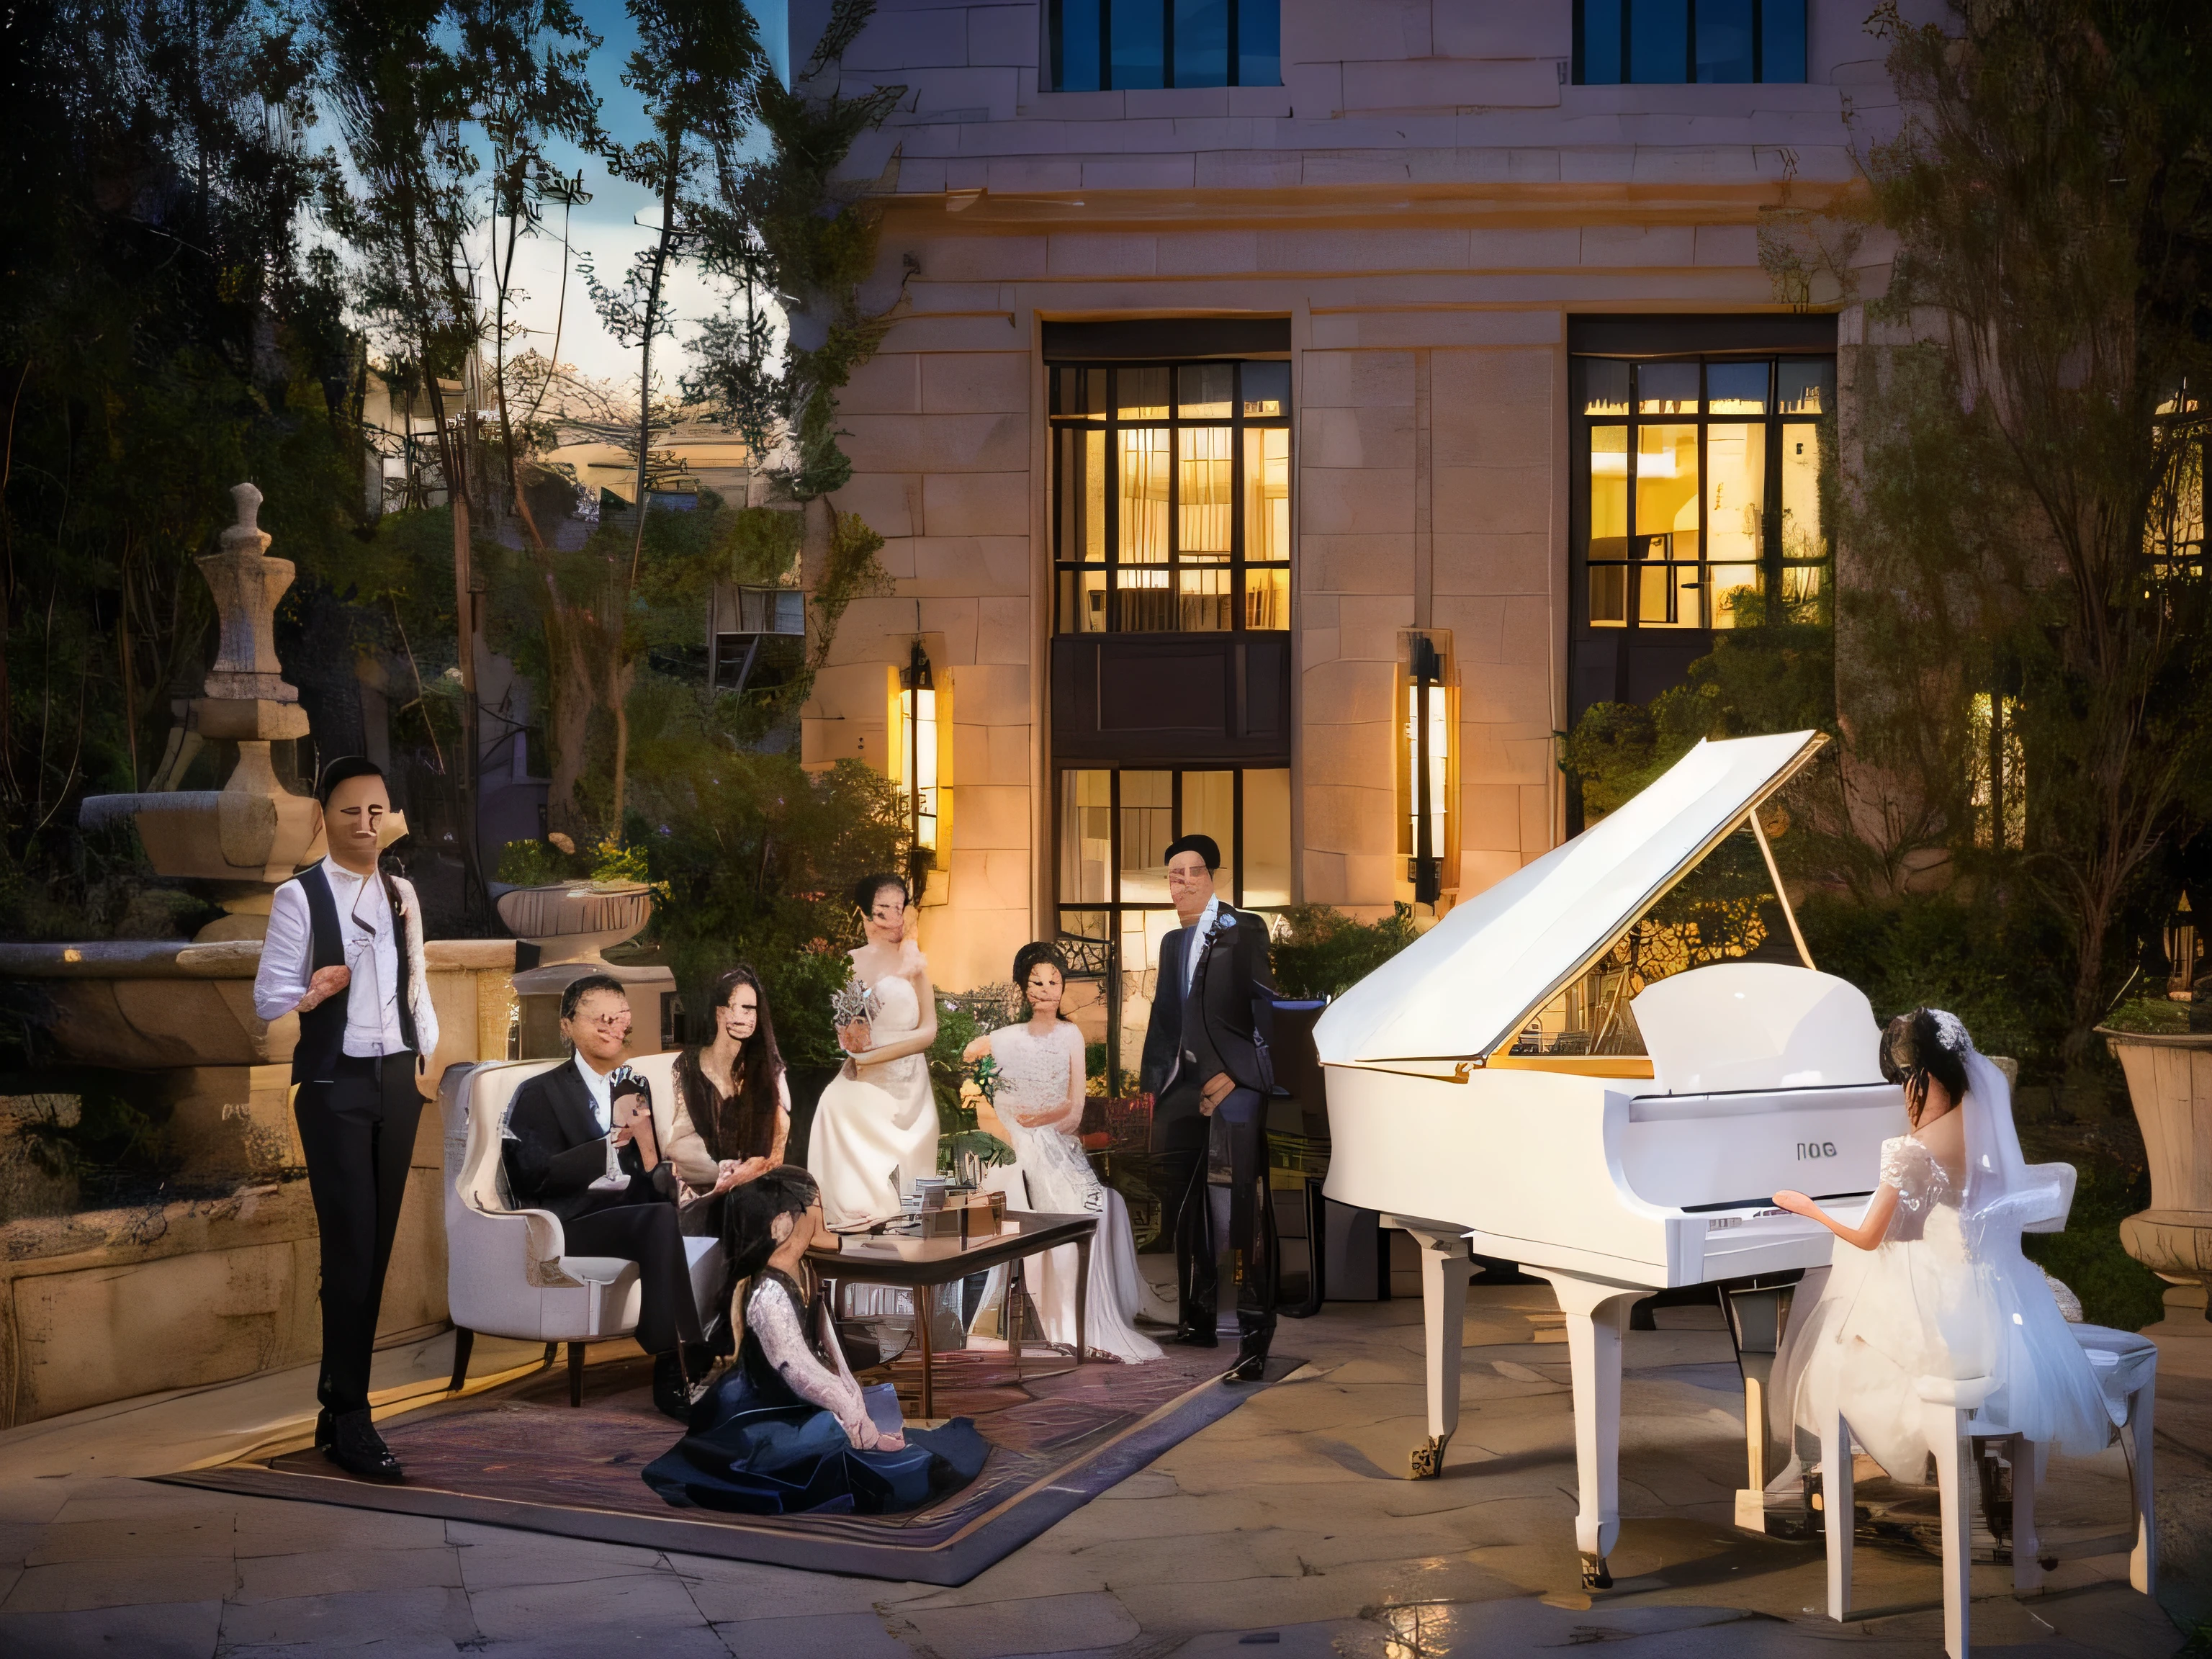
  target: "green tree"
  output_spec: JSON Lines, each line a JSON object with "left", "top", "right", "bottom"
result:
{"left": 578, "top": 0, "right": 757, "bottom": 835}
{"left": 1, "top": 0, "right": 357, "bottom": 931}
{"left": 1838, "top": 0, "right": 2212, "bottom": 1064}
{"left": 317, "top": 0, "right": 601, "bottom": 903}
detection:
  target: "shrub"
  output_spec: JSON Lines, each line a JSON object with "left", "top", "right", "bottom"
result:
{"left": 1269, "top": 903, "right": 1419, "bottom": 1001}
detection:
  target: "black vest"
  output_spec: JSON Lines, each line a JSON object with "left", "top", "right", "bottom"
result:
{"left": 290, "top": 862, "right": 418, "bottom": 1084}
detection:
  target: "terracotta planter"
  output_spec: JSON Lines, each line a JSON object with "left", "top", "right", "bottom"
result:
{"left": 2100, "top": 1025, "right": 2212, "bottom": 1300}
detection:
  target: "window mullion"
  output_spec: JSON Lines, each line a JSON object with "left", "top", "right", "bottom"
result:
{"left": 1626, "top": 363, "right": 1640, "bottom": 633}
{"left": 1105, "top": 369, "right": 1120, "bottom": 631}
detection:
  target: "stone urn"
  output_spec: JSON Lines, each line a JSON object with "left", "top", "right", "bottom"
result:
{"left": 2100, "top": 1026, "right": 2212, "bottom": 1316}
{"left": 495, "top": 880, "right": 674, "bottom": 1057}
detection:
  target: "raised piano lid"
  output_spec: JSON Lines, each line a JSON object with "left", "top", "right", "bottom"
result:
{"left": 1314, "top": 729, "right": 1827, "bottom": 1068}
{"left": 1633, "top": 962, "right": 1882, "bottom": 1094}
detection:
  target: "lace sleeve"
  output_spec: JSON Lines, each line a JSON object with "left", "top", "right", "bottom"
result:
{"left": 747, "top": 1280, "right": 879, "bottom": 1447}
{"left": 1877, "top": 1135, "right": 1915, "bottom": 1192}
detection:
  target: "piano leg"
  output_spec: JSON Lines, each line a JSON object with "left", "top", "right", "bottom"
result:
{"left": 1537, "top": 1272, "right": 1640, "bottom": 1589}
{"left": 1403, "top": 1228, "right": 1468, "bottom": 1479}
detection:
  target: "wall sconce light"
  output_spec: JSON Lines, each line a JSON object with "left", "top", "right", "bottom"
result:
{"left": 896, "top": 638, "right": 938, "bottom": 901}
{"left": 1402, "top": 634, "right": 1448, "bottom": 905}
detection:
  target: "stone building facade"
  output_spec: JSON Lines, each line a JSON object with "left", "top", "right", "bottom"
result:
{"left": 789, "top": 0, "right": 1896, "bottom": 1067}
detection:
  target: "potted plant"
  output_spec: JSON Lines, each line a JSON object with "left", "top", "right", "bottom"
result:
{"left": 2097, "top": 995, "right": 2212, "bottom": 1323}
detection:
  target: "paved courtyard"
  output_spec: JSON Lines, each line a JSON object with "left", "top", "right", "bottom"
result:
{"left": 0, "top": 1268, "right": 2203, "bottom": 1658}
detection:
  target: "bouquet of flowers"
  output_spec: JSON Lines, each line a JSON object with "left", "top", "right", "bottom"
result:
{"left": 832, "top": 976, "right": 881, "bottom": 1055}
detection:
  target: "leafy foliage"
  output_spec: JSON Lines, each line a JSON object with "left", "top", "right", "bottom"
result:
{"left": 1, "top": 0, "right": 360, "bottom": 935}
{"left": 687, "top": 0, "right": 905, "bottom": 500}
{"left": 1269, "top": 904, "right": 1421, "bottom": 1001}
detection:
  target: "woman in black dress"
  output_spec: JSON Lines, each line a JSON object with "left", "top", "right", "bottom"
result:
{"left": 668, "top": 966, "right": 793, "bottom": 1348}
{"left": 642, "top": 1167, "right": 986, "bottom": 1516}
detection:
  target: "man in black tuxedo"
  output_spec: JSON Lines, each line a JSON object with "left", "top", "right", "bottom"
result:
{"left": 502, "top": 974, "right": 704, "bottom": 1419}
{"left": 1139, "top": 834, "right": 1279, "bottom": 1382}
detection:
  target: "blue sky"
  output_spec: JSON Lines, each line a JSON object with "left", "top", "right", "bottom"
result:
{"left": 491, "top": 0, "right": 764, "bottom": 391}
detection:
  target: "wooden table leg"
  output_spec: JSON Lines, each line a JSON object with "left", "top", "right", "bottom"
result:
{"left": 1075, "top": 1231, "right": 1092, "bottom": 1363}
{"left": 916, "top": 1280, "right": 935, "bottom": 1421}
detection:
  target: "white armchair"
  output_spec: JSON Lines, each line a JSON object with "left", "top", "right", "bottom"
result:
{"left": 442, "top": 1053, "right": 724, "bottom": 1405}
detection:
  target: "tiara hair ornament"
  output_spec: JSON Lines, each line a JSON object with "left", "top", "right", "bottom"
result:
{"left": 1930, "top": 1008, "right": 1972, "bottom": 1055}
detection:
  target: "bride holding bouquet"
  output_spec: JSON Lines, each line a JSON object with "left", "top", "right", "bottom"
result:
{"left": 807, "top": 873, "right": 940, "bottom": 1231}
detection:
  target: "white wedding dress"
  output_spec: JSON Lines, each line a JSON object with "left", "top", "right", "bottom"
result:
{"left": 807, "top": 945, "right": 940, "bottom": 1231}
{"left": 988, "top": 1020, "right": 1172, "bottom": 1362}
{"left": 1783, "top": 1035, "right": 2116, "bottom": 1481}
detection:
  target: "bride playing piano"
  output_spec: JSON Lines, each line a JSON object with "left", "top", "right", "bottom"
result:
{"left": 1773, "top": 1007, "right": 2111, "bottom": 1483}
{"left": 963, "top": 943, "right": 1173, "bottom": 1362}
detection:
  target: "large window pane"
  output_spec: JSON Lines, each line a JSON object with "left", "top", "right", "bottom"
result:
{"left": 1635, "top": 423, "right": 1699, "bottom": 562}
{"left": 1638, "top": 361, "right": 1699, "bottom": 415}
{"left": 1241, "top": 361, "right": 1288, "bottom": 416}
{"left": 1244, "top": 426, "right": 1290, "bottom": 560}
{"left": 1590, "top": 426, "right": 1629, "bottom": 556}
{"left": 1178, "top": 426, "right": 1232, "bottom": 555}
{"left": 1051, "top": 0, "right": 1103, "bottom": 91}
{"left": 1057, "top": 427, "right": 1105, "bottom": 561}
{"left": 1629, "top": 0, "right": 1688, "bottom": 82}
{"left": 1583, "top": 357, "right": 1629, "bottom": 415}
{"left": 1118, "top": 771, "right": 1173, "bottom": 902}
{"left": 1116, "top": 566, "right": 1174, "bottom": 631}
{"left": 1760, "top": 0, "right": 1807, "bottom": 84}
{"left": 1173, "top": 0, "right": 1228, "bottom": 89}
{"left": 1705, "top": 423, "right": 1764, "bottom": 626}
{"left": 1242, "top": 768, "right": 1291, "bottom": 906}
{"left": 1244, "top": 565, "right": 1289, "bottom": 629}
{"left": 1695, "top": 0, "right": 1753, "bottom": 82}
{"left": 1778, "top": 359, "right": 1832, "bottom": 415}
{"left": 1117, "top": 365, "right": 1170, "bottom": 421}
{"left": 1060, "top": 770, "right": 1112, "bottom": 904}
{"left": 1236, "top": 0, "right": 1280, "bottom": 87}
{"left": 1119, "top": 428, "right": 1171, "bottom": 563}
{"left": 1591, "top": 564, "right": 1628, "bottom": 626}
{"left": 1579, "top": 0, "right": 1623, "bottom": 84}
{"left": 1178, "top": 565, "right": 1233, "bottom": 630}
{"left": 1110, "top": 0, "right": 1164, "bottom": 89}
{"left": 1178, "top": 362, "right": 1233, "bottom": 418}
{"left": 1707, "top": 361, "right": 1768, "bottom": 414}
{"left": 1781, "top": 421, "right": 1824, "bottom": 611}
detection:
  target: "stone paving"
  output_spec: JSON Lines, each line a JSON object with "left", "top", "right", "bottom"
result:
{"left": 0, "top": 1267, "right": 2202, "bottom": 1658}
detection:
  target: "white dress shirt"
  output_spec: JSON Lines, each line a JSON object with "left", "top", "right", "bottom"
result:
{"left": 574, "top": 1049, "right": 617, "bottom": 1134}
{"left": 253, "top": 858, "right": 409, "bottom": 1056}
{"left": 1182, "top": 894, "right": 1221, "bottom": 998}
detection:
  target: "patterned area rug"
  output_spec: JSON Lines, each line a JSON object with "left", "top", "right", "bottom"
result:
{"left": 159, "top": 1341, "right": 1295, "bottom": 1585}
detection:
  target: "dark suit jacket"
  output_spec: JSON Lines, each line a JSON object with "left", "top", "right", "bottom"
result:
{"left": 502, "top": 1060, "right": 668, "bottom": 1223}
{"left": 1140, "top": 905, "right": 1276, "bottom": 1113}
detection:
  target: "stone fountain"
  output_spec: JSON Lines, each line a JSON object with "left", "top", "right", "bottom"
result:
{"left": 0, "top": 484, "right": 518, "bottom": 1428}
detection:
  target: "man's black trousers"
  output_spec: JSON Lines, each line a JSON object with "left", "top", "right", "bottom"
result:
{"left": 1152, "top": 1082, "right": 1277, "bottom": 1347}
{"left": 293, "top": 1053, "right": 423, "bottom": 1416}
{"left": 565, "top": 1184, "right": 705, "bottom": 1357}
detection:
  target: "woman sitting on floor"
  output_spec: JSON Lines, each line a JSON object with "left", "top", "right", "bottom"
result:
{"left": 642, "top": 1166, "right": 988, "bottom": 1516}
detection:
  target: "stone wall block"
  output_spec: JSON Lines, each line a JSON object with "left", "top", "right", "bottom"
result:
{"left": 1299, "top": 348, "right": 1415, "bottom": 410}
{"left": 922, "top": 472, "right": 1030, "bottom": 537}
{"left": 840, "top": 352, "right": 923, "bottom": 415}
{"left": 1300, "top": 468, "right": 1416, "bottom": 536}
{"left": 922, "top": 351, "right": 1030, "bottom": 414}
{"left": 833, "top": 473, "right": 918, "bottom": 540}
{"left": 1342, "top": 58, "right": 1562, "bottom": 112}
{"left": 1301, "top": 403, "right": 1416, "bottom": 470}
{"left": 967, "top": 3, "right": 1037, "bottom": 66}
{"left": 1431, "top": 530, "right": 1551, "bottom": 598}
{"left": 1302, "top": 531, "right": 1416, "bottom": 594}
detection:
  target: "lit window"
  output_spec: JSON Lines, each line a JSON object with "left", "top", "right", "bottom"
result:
{"left": 1575, "top": 355, "right": 1832, "bottom": 632}
{"left": 1053, "top": 360, "right": 1290, "bottom": 634}
{"left": 1048, "top": 0, "right": 1281, "bottom": 91}
{"left": 1056, "top": 764, "right": 1290, "bottom": 1085}
{"left": 1397, "top": 637, "right": 1451, "bottom": 904}
{"left": 1574, "top": 0, "right": 1806, "bottom": 85}
{"left": 1968, "top": 692, "right": 2026, "bottom": 852}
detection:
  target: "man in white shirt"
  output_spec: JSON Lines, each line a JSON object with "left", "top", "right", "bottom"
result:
{"left": 500, "top": 976, "right": 705, "bottom": 1420}
{"left": 252, "top": 757, "right": 439, "bottom": 1480}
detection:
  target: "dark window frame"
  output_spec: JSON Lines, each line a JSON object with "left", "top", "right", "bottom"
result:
{"left": 1049, "top": 359, "right": 1291, "bottom": 637}
{"left": 1046, "top": 0, "right": 1281, "bottom": 91}
{"left": 1572, "top": 0, "right": 1807, "bottom": 85}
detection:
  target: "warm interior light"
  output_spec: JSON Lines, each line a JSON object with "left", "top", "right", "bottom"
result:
{"left": 1403, "top": 636, "right": 1449, "bottom": 904}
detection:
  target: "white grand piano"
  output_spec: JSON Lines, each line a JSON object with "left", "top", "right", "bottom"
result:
{"left": 1319, "top": 731, "right": 1914, "bottom": 1588}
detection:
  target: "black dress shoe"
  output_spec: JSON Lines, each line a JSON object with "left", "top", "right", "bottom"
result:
{"left": 652, "top": 1352, "right": 698, "bottom": 1422}
{"left": 323, "top": 1408, "right": 403, "bottom": 1481}
{"left": 1169, "top": 1325, "right": 1220, "bottom": 1349}
{"left": 1223, "top": 1349, "right": 1269, "bottom": 1384}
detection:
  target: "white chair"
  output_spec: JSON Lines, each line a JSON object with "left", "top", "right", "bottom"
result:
{"left": 1822, "top": 1323, "right": 2159, "bottom": 1658}
{"left": 442, "top": 1053, "right": 724, "bottom": 1406}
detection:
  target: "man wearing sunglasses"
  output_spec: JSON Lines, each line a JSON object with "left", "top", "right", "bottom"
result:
{"left": 253, "top": 756, "right": 439, "bottom": 1480}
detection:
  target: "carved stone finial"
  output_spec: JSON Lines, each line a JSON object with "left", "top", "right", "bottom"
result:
{"left": 221, "top": 482, "right": 269, "bottom": 556}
